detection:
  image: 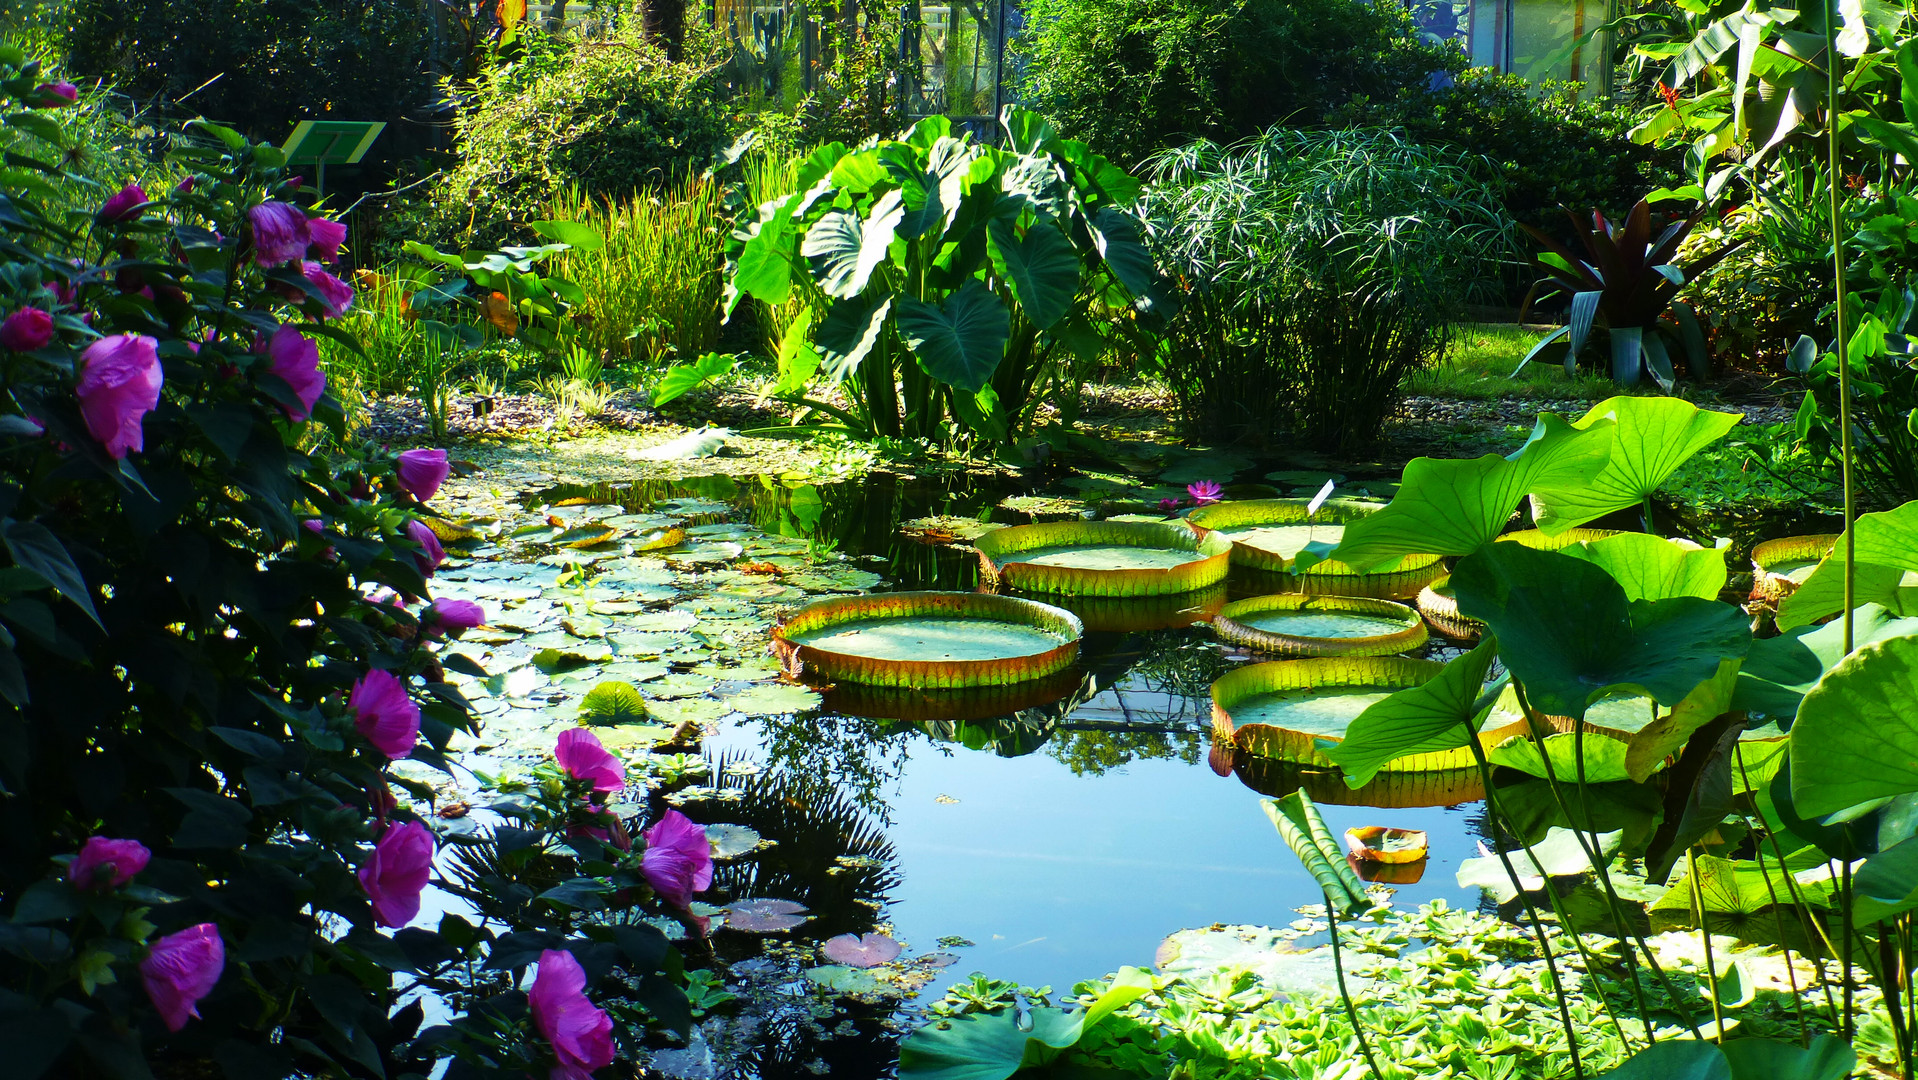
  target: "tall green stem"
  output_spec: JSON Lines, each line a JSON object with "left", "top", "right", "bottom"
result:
{"left": 1823, "top": 0, "right": 1855, "bottom": 655}
{"left": 1326, "top": 893, "right": 1389, "bottom": 1080}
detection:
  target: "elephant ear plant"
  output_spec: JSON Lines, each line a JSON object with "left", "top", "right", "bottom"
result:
{"left": 722, "top": 107, "right": 1166, "bottom": 446}
{"left": 0, "top": 49, "right": 700, "bottom": 1079}
{"left": 1515, "top": 196, "right": 1741, "bottom": 389}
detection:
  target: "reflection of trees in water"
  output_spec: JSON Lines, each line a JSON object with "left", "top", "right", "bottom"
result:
{"left": 745, "top": 713, "right": 915, "bottom": 823}
{"left": 1046, "top": 727, "right": 1204, "bottom": 777}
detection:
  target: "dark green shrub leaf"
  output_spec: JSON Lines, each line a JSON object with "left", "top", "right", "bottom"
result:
{"left": 2, "top": 519, "right": 100, "bottom": 628}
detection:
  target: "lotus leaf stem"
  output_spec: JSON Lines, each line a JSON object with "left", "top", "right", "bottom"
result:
{"left": 1323, "top": 891, "right": 1388, "bottom": 1080}
{"left": 1687, "top": 847, "right": 1726, "bottom": 1038}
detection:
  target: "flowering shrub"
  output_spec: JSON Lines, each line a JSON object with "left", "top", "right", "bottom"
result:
{"left": 0, "top": 46, "right": 701, "bottom": 1079}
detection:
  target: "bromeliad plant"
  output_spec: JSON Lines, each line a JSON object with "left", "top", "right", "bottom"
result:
{"left": 0, "top": 48, "right": 696, "bottom": 1079}
{"left": 723, "top": 106, "right": 1165, "bottom": 446}
{"left": 1514, "top": 196, "right": 1739, "bottom": 388}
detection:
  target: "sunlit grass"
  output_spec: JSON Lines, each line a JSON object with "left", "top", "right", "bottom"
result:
{"left": 1406, "top": 323, "right": 1625, "bottom": 400}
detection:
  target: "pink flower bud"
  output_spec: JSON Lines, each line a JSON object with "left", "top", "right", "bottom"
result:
{"left": 76, "top": 333, "right": 163, "bottom": 459}
{"left": 247, "top": 201, "right": 310, "bottom": 267}
{"left": 358, "top": 820, "right": 435, "bottom": 928}
{"left": 555, "top": 728, "right": 625, "bottom": 795}
{"left": 529, "top": 950, "right": 616, "bottom": 1080}
{"left": 349, "top": 669, "right": 420, "bottom": 760}
{"left": 97, "top": 183, "right": 147, "bottom": 224}
{"left": 68, "top": 836, "right": 150, "bottom": 891}
{"left": 299, "top": 260, "right": 354, "bottom": 318}
{"left": 140, "top": 923, "right": 223, "bottom": 1032}
{"left": 405, "top": 519, "right": 443, "bottom": 577}
{"left": 0, "top": 307, "right": 53, "bottom": 351}
{"left": 266, "top": 325, "right": 325, "bottom": 421}
{"left": 425, "top": 597, "right": 484, "bottom": 634}
{"left": 174, "top": 177, "right": 196, "bottom": 196}
{"left": 34, "top": 81, "right": 79, "bottom": 106}
{"left": 641, "top": 809, "right": 713, "bottom": 909}
{"left": 395, "top": 448, "right": 449, "bottom": 502}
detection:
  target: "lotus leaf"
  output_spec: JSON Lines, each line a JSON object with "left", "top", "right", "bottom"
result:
{"left": 1789, "top": 635, "right": 1918, "bottom": 816}
{"left": 1719, "top": 1036, "right": 1855, "bottom": 1080}
{"left": 1599, "top": 1042, "right": 1731, "bottom": 1080}
{"left": 1529, "top": 396, "right": 1743, "bottom": 533}
{"left": 896, "top": 967, "right": 1153, "bottom": 1080}
{"left": 1559, "top": 532, "right": 1729, "bottom": 602}
{"left": 579, "top": 681, "right": 648, "bottom": 724}
{"left": 1262, "top": 791, "right": 1369, "bottom": 915}
{"left": 1455, "top": 827, "right": 1621, "bottom": 904}
{"left": 1732, "top": 603, "right": 1918, "bottom": 720}
{"left": 1450, "top": 543, "right": 1750, "bottom": 722}
{"left": 1324, "top": 639, "right": 1500, "bottom": 787}
{"left": 1488, "top": 732, "right": 1635, "bottom": 783}
{"left": 1649, "top": 849, "right": 1832, "bottom": 915}
{"left": 1329, "top": 413, "right": 1615, "bottom": 572}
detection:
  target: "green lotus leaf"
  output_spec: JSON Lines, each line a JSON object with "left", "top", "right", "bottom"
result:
{"left": 1559, "top": 532, "right": 1729, "bottom": 601}
{"left": 1649, "top": 848, "right": 1831, "bottom": 915}
{"left": 1720, "top": 1036, "right": 1855, "bottom": 1080}
{"left": 1455, "top": 826, "right": 1620, "bottom": 904}
{"left": 1529, "top": 396, "right": 1743, "bottom": 534}
{"left": 1733, "top": 603, "right": 1918, "bottom": 720}
{"left": 1488, "top": 732, "right": 1634, "bottom": 783}
{"left": 1775, "top": 503, "right": 1918, "bottom": 629}
{"left": 1262, "top": 791, "right": 1369, "bottom": 916}
{"left": 1329, "top": 412, "right": 1614, "bottom": 572}
{"left": 896, "top": 279, "right": 1010, "bottom": 394}
{"left": 1324, "top": 639, "right": 1500, "bottom": 787}
{"left": 579, "top": 681, "right": 648, "bottom": 725}
{"left": 896, "top": 967, "right": 1153, "bottom": 1080}
{"left": 1789, "top": 635, "right": 1918, "bottom": 817}
{"left": 1451, "top": 543, "right": 1750, "bottom": 722}
{"left": 1600, "top": 1042, "right": 1730, "bottom": 1080}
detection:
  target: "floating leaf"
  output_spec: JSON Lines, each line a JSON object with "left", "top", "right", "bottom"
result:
{"left": 805, "top": 964, "right": 896, "bottom": 996}
{"left": 724, "top": 897, "right": 809, "bottom": 932}
{"left": 650, "top": 673, "right": 718, "bottom": 699}
{"left": 579, "top": 681, "right": 648, "bottom": 725}
{"left": 623, "top": 611, "right": 699, "bottom": 633}
{"left": 918, "top": 953, "right": 960, "bottom": 968}
{"left": 822, "top": 932, "right": 903, "bottom": 968}
{"left": 553, "top": 524, "right": 619, "bottom": 548}
{"left": 631, "top": 526, "right": 687, "bottom": 552}
{"left": 722, "top": 683, "right": 823, "bottom": 716}
{"left": 706, "top": 824, "right": 762, "bottom": 860}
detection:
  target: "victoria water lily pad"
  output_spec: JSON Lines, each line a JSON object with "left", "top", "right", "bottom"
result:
{"left": 975, "top": 520, "right": 1231, "bottom": 597}
{"left": 821, "top": 932, "right": 903, "bottom": 968}
{"left": 774, "top": 592, "right": 1081, "bottom": 689}
{"left": 724, "top": 898, "right": 809, "bottom": 932}
{"left": 1212, "top": 594, "right": 1427, "bottom": 658}
{"left": 1343, "top": 826, "right": 1428, "bottom": 864}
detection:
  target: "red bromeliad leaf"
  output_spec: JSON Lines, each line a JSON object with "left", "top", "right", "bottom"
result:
{"left": 724, "top": 898, "right": 809, "bottom": 932}
{"left": 822, "top": 932, "right": 902, "bottom": 968}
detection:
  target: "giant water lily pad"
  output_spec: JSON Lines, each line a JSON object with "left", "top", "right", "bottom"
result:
{"left": 774, "top": 591, "right": 1081, "bottom": 689}
{"left": 1750, "top": 534, "right": 1838, "bottom": 602}
{"left": 975, "top": 520, "right": 1231, "bottom": 597}
{"left": 1212, "top": 594, "right": 1427, "bottom": 658}
{"left": 1186, "top": 499, "right": 1440, "bottom": 592}
{"left": 1212, "top": 656, "right": 1492, "bottom": 771}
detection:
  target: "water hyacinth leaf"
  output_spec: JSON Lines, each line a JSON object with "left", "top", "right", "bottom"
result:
{"left": 724, "top": 898, "right": 808, "bottom": 932}
{"left": 896, "top": 967, "right": 1152, "bottom": 1080}
{"left": 1261, "top": 792, "right": 1368, "bottom": 915}
{"left": 579, "top": 681, "right": 648, "bottom": 725}
{"left": 1560, "top": 532, "right": 1729, "bottom": 601}
{"left": 1529, "top": 396, "right": 1743, "bottom": 534}
{"left": 1324, "top": 638, "right": 1500, "bottom": 787}
{"left": 1790, "top": 635, "right": 1918, "bottom": 817}
{"left": 1720, "top": 1035, "right": 1855, "bottom": 1080}
{"left": 1451, "top": 543, "right": 1750, "bottom": 721}
{"left": 822, "top": 932, "right": 903, "bottom": 968}
{"left": 1598, "top": 1040, "right": 1730, "bottom": 1080}
{"left": 1329, "top": 413, "right": 1614, "bottom": 572}
{"left": 1455, "top": 827, "right": 1620, "bottom": 904}
{"left": 896, "top": 279, "right": 1011, "bottom": 394}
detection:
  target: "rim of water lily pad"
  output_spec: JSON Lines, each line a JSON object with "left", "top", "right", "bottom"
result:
{"left": 1416, "top": 574, "right": 1484, "bottom": 642}
{"left": 1750, "top": 533, "right": 1839, "bottom": 602}
{"left": 1344, "top": 825, "right": 1429, "bottom": 864}
{"left": 821, "top": 666, "right": 1084, "bottom": 723}
{"left": 772, "top": 591, "right": 1082, "bottom": 689}
{"left": 1234, "top": 557, "right": 1448, "bottom": 601}
{"left": 1211, "top": 656, "right": 1528, "bottom": 772}
{"left": 1017, "top": 582, "right": 1229, "bottom": 633}
{"left": 1184, "top": 498, "right": 1444, "bottom": 577}
{"left": 973, "top": 521, "right": 1232, "bottom": 597}
{"left": 1494, "top": 526, "right": 1625, "bottom": 550}
{"left": 1212, "top": 594, "right": 1428, "bottom": 658}
{"left": 1227, "top": 753, "right": 1485, "bottom": 808}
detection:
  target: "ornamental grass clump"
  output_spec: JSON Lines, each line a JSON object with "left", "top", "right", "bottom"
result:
{"left": 0, "top": 47, "right": 705, "bottom": 1079}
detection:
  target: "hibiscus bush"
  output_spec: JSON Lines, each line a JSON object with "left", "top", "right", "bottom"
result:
{"left": 0, "top": 46, "right": 708, "bottom": 1079}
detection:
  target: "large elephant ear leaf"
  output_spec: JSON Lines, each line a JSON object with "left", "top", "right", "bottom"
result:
{"left": 1529, "top": 395, "right": 1742, "bottom": 533}
{"left": 1001, "top": 105, "right": 1058, "bottom": 155}
{"left": 1088, "top": 207, "right": 1155, "bottom": 298}
{"left": 1790, "top": 634, "right": 1918, "bottom": 817}
{"left": 987, "top": 217, "right": 1079, "bottom": 330}
{"left": 801, "top": 190, "right": 905, "bottom": 299}
{"left": 1262, "top": 791, "right": 1368, "bottom": 916}
{"left": 814, "top": 292, "right": 893, "bottom": 388}
{"left": 895, "top": 279, "right": 1010, "bottom": 394}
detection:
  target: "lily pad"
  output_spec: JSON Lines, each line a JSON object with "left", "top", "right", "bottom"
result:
{"left": 650, "top": 673, "right": 719, "bottom": 699}
{"left": 554, "top": 524, "right": 621, "bottom": 548}
{"left": 722, "top": 683, "right": 823, "bottom": 716}
{"left": 706, "top": 824, "right": 763, "bottom": 859}
{"left": 805, "top": 964, "right": 897, "bottom": 997}
{"left": 623, "top": 611, "right": 699, "bottom": 633}
{"left": 1160, "top": 454, "right": 1252, "bottom": 484}
{"left": 724, "top": 897, "right": 809, "bottom": 932}
{"left": 579, "top": 681, "right": 648, "bottom": 725}
{"left": 647, "top": 697, "right": 730, "bottom": 726}
{"left": 667, "top": 542, "right": 744, "bottom": 568}
{"left": 821, "top": 932, "right": 903, "bottom": 968}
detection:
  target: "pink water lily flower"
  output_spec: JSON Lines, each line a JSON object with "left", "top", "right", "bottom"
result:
{"left": 641, "top": 809, "right": 713, "bottom": 909}
{"left": 1, "top": 308, "right": 52, "bottom": 352}
{"left": 529, "top": 949, "right": 616, "bottom": 1080}
{"left": 349, "top": 669, "right": 420, "bottom": 760}
{"left": 1156, "top": 497, "right": 1182, "bottom": 514}
{"left": 266, "top": 325, "right": 326, "bottom": 421}
{"left": 300, "top": 261, "right": 354, "bottom": 318}
{"left": 68, "top": 836, "right": 150, "bottom": 891}
{"left": 97, "top": 183, "right": 146, "bottom": 224}
{"left": 249, "top": 201, "right": 310, "bottom": 267}
{"left": 406, "top": 519, "right": 444, "bottom": 576}
{"left": 1186, "top": 480, "right": 1223, "bottom": 505}
{"left": 556, "top": 728, "right": 625, "bottom": 794}
{"left": 77, "top": 333, "right": 163, "bottom": 459}
{"left": 141, "top": 923, "right": 224, "bottom": 1032}
{"left": 307, "top": 218, "right": 348, "bottom": 262}
{"left": 425, "top": 597, "right": 484, "bottom": 634}
{"left": 358, "top": 819, "right": 435, "bottom": 928}
{"left": 396, "top": 448, "right": 449, "bottom": 502}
